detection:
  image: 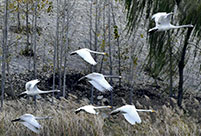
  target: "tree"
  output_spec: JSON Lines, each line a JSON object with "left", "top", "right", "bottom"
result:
{"left": 108, "top": 0, "right": 113, "bottom": 106}
{"left": 1, "top": 0, "right": 8, "bottom": 110}
{"left": 89, "top": 0, "right": 94, "bottom": 104}
{"left": 33, "top": 0, "right": 38, "bottom": 78}
{"left": 121, "top": 0, "right": 201, "bottom": 107}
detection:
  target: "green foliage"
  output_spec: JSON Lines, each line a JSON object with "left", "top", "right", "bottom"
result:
{"left": 122, "top": 0, "right": 175, "bottom": 32}
{"left": 121, "top": 0, "right": 201, "bottom": 81}
{"left": 113, "top": 25, "right": 120, "bottom": 39}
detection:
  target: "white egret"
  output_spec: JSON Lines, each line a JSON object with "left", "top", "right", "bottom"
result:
{"left": 70, "top": 48, "right": 106, "bottom": 65}
{"left": 78, "top": 72, "right": 121, "bottom": 92}
{"left": 11, "top": 114, "right": 51, "bottom": 134}
{"left": 75, "top": 105, "right": 112, "bottom": 114}
{"left": 19, "top": 79, "right": 60, "bottom": 97}
{"left": 110, "top": 105, "right": 155, "bottom": 125}
{"left": 149, "top": 12, "right": 193, "bottom": 33}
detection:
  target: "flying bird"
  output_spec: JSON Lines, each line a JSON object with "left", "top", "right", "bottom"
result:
{"left": 110, "top": 105, "right": 155, "bottom": 125}
{"left": 19, "top": 79, "right": 60, "bottom": 97}
{"left": 75, "top": 105, "right": 112, "bottom": 114}
{"left": 11, "top": 114, "right": 52, "bottom": 134}
{"left": 148, "top": 12, "right": 193, "bottom": 33}
{"left": 70, "top": 48, "right": 106, "bottom": 65}
{"left": 78, "top": 72, "right": 121, "bottom": 92}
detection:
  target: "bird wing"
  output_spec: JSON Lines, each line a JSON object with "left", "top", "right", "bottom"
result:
{"left": 76, "top": 105, "right": 97, "bottom": 114}
{"left": 152, "top": 12, "right": 168, "bottom": 26}
{"left": 88, "top": 80, "right": 106, "bottom": 92}
{"left": 83, "top": 106, "right": 97, "bottom": 114}
{"left": 76, "top": 49, "right": 97, "bottom": 65}
{"left": 111, "top": 105, "right": 141, "bottom": 125}
{"left": 21, "top": 121, "right": 40, "bottom": 134}
{"left": 21, "top": 116, "right": 41, "bottom": 134}
{"left": 122, "top": 106, "right": 141, "bottom": 125}
{"left": 86, "top": 73, "right": 112, "bottom": 92}
{"left": 158, "top": 13, "right": 172, "bottom": 25}
{"left": 26, "top": 79, "right": 40, "bottom": 91}
{"left": 93, "top": 75, "right": 113, "bottom": 91}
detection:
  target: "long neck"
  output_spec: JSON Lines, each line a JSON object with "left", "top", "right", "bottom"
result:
{"left": 89, "top": 50, "right": 105, "bottom": 55}
{"left": 104, "top": 75, "right": 121, "bottom": 78}
{"left": 35, "top": 116, "right": 52, "bottom": 120}
{"left": 38, "top": 90, "right": 59, "bottom": 94}
{"left": 78, "top": 76, "right": 86, "bottom": 82}
{"left": 95, "top": 106, "right": 111, "bottom": 109}
{"left": 136, "top": 109, "right": 154, "bottom": 112}
{"left": 172, "top": 24, "right": 193, "bottom": 29}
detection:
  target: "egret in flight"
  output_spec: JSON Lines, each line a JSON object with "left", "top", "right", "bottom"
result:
{"left": 70, "top": 48, "right": 106, "bottom": 65}
{"left": 11, "top": 114, "right": 52, "bottom": 134}
{"left": 78, "top": 72, "right": 121, "bottom": 92}
{"left": 75, "top": 105, "right": 112, "bottom": 114}
{"left": 19, "top": 79, "right": 60, "bottom": 97}
{"left": 149, "top": 12, "right": 193, "bottom": 33}
{"left": 110, "top": 105, "right": 155, "bottom": 125}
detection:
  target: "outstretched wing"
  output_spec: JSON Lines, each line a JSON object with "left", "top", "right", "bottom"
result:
{"left": 26, "top": 79, "right": 40, "bottom": 91}
{"left": 86, "top": 73, "right": 112, "bottom": 92}
{"left": 122, "top": 105, "right": 141, "bottom": 125}
{"left": 152, "top": 12, "right": 173, "bottom": 26}
{"left": 21, "top": 121, "right": 40, "bottom": 134}
{"left": 22, "top": 116, "right": 41, "bottom": 134}
{"left": 111, "top": 105, "right": 141, "bottom": 125}
{"left": 88, "top": 80, "right": 106, "bottom": 92}
{"left": 75, "top": 105, "right": 97, "bottom": 114}
{"left": 93, "top": 74, "right": 113, "bottom": 91}
{"left": 158, "top": 12, "right": 173, "bottom": 25}
{"left": 76, "top": 49, "right": 97, "bottom": 65}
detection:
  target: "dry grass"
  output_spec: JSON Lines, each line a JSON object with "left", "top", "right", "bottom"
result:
{"left": 0, "top": 95, "right": 200, "bottom": 136}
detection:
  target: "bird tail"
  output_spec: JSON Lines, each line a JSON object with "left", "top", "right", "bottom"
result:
{"left": 11, "top": 118, "right": 20, "bottom": 122}
{"left": 75, "top": 109, "right": 83, "bottom": 114}
{"left": 18, "top": 92, "right": 26, "bottom": 98}
{"left": 70, "top": 51, "right": 76, "bottom": 55}
{"left": 110, "top": 109, "right": 126, "bottom": 115}
{"left": 148, "top": 28, "right": 158, "bottom": 33}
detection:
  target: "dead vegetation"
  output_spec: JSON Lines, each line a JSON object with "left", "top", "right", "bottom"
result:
{"left": 0, "top": 93, "right": 200, "bottom": 136}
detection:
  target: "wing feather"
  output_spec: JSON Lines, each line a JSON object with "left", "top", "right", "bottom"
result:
{"left": 88, "top": 80, "right": 106, "bottom": 92}
{"left": 21, "top": 121, "right": 40, "bottom": 134}
{"left": 111, "top": 105, "right": 141, "bottom": 125}
{"left": 76, "top": 105, "right": 97, "bottom": 114}
{"left": 86, "top": 73, "right": 112, "bottom": 92}
{"left": 77, "top": 49, "right": 97, "bottom": 65}
{"left": 91, "top": 74, "right": 112, "bottom": 91}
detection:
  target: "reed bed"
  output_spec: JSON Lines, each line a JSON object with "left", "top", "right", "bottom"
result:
{"left": 0, "top": 95, "right": 200, "bottom": 136}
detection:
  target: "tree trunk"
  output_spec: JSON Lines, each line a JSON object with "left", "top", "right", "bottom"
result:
{"left": 89, "top": 0, "right": 94, "bottom": 104}
{"left": 1, "top": 0, "right": 8, "bottom": 110}
{"left": 63, "top": 0, "right": 68, "bottom": 98}
{"left": 177, "top": 28, "right": 192, "bottom": 107}
{"left": 26, "top": 2, "right": 29, "bottom": 49}
{"left": 17, "top": 1, "right": 20, "bottom": 30}
{"left": 99, "top": 0, "right": 106, "bottom": 73}
{"left": 52, "top": 0, "right": 60, "bottom": 102}
{"left": 108, "top": 0, "right": 113, "bottom": 106}
{"left": 59, "top": 3, "right": 66, "bottom": 91}
{"left": 33, "top": 0, "right": 38, "bottom": 79}
{"left": 168, "top": 32, "right": 173, "bottom": 97}
{"left": 111, "top": 1, "right": 121, "bottom": 86}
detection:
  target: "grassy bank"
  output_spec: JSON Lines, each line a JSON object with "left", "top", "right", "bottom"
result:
{"left": 0, "top": 94, "right": 200, "bottom": 136}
